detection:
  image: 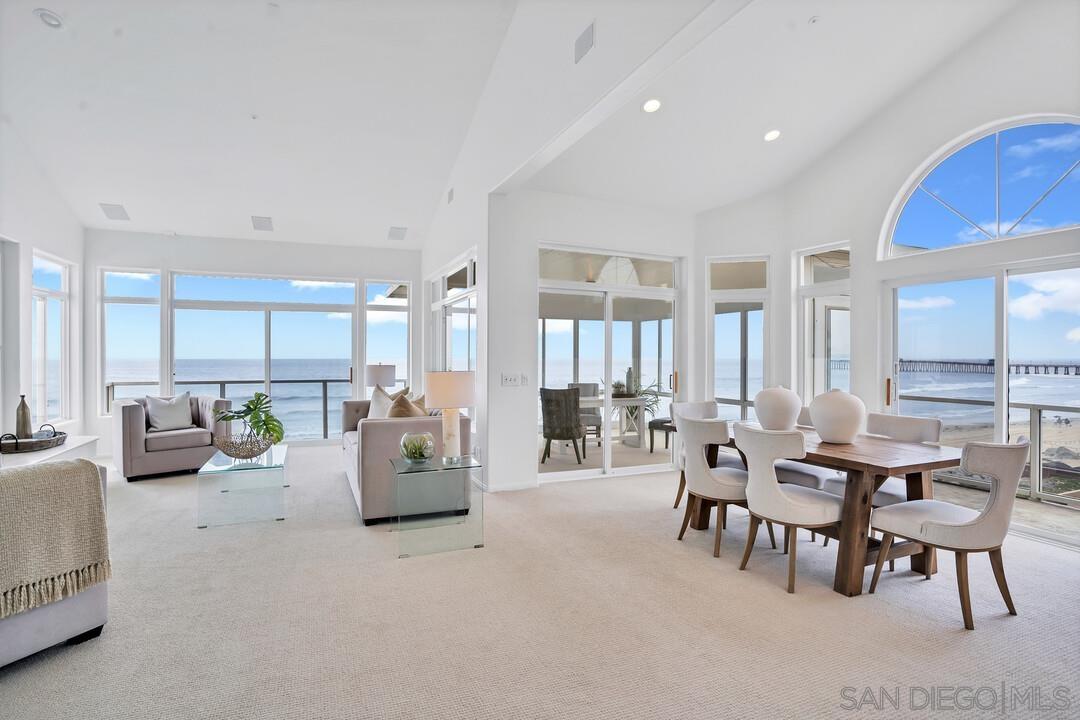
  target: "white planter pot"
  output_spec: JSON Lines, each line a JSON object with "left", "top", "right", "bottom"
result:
{"left": 809, "top": 389, "right": 866, "bottom": 444}
{"left": 753, "top": 386, "right": 802, "bottom": 431}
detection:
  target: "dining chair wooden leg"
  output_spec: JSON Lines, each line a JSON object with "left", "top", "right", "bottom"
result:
{"left": 811, "top": 531, "right": 817, "bottom": 542}
{"left": 783, "top": 525, "right": 790, "bottom": 555}
{"left": 988, "top": 548, "right": 1017, "bottom": 616}
{"left": 570, "top": 439, "right": 582, "bottom": 464}
{"left": 869, "top": 533, "right": 894, "bottom": 594}
{"left": 765, "top": 521, "right": 776, "bottom": 550}
{"left": 787, "top": 526, "right": 798, "bottom": 594}
{"left": 673, "top": 471, "right": 686, "bottom": 509}
{"left": 581, "top": 435, "right": 586, "bottom": 460}
{"left": 956, "top": 551, "right": 974, "bottom": 630}
{"left": 739, "top": 515, "right": 761, "bottom": 570}
{"left": 678, "top": 495, "right": 697, "bottom": 541}
{"left": 720, "top": 503, "right": 728, "bottom": 529}
{"left": 823, "top": 536, "right": 829, "bottom": 547}
{"left": 889, "top": 559, "right": 895, "bottom": 572}
{"left": 713, "top": 514, "right": 723, "bottom": 558}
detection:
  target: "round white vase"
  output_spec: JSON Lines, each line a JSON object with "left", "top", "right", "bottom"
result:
{"left": 809, "top": 389, "right": 866, "bottom": 444}
{"left": 753, "top": 386, "right": 802, "bottom": 431}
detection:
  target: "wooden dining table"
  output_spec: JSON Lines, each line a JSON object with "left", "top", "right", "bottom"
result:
{"left": 695, "top": 426, "right": 963, "bottom": 597}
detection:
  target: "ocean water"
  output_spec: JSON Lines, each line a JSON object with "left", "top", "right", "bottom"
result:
{"left": 899, "top": 369, "right": 1080, "bottom": 427}
{"left": 107, "top": 358, "right": 375, "bottom": 439}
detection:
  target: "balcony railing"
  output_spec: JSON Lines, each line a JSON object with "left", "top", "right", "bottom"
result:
{"left": 106, "top": 378, "right": 352, "bottom": 439}
{"left": 898, "top": 393, "right": 1080, "bottom": 508}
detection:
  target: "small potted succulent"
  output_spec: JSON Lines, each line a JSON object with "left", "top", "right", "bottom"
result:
{"left": 400, "top": 432, "right": 435, "bottom": 464}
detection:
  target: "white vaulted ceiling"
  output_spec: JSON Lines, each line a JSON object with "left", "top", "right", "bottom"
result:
{"left": 0, "top": 0, "right": 515, "bottom": 247}
{"left": 525, "top": 0, "right": 1019, "bottom": 213}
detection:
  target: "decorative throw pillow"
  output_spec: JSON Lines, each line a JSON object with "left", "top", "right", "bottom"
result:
{"left": 368, "top": 385, "right": 410, "bottom": 419}
{"left": 410, "top": 394, "right": 426, "bottom": 412}
{"left": 387, "top": 394, "right": 427, "bottom": 418}
{"left": 145, "top": 392, "right": 193, "bottom": 432}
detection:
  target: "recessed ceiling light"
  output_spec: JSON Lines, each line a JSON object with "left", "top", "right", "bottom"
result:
{"left": 808, "top": 15, "right": 822, "bottom": 25}
{"left": 33, "top": 8, "right": 63, "bottom": 29}
{"left": 763, "top": 129, "right": 781, "bottom": 142}
{"left": 641, "top": 99, "right": 662, "bottom": 113}
{"left": 252, "top": 215, "right": 274, "bottom": 231}
{"left": 99, "top": 203, "right": 130, "bottom": 221}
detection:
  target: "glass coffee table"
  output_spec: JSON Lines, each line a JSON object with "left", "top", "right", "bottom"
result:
{"left": 391, "top": 456, "right": 483, "bottom": 558}
{"left": 196, "top": 445, "right": 288, "bottom": 528}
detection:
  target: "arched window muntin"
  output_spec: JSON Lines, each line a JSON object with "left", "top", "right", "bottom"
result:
{"left": 883, "top": 116, "right": 1080, "bottom": 258}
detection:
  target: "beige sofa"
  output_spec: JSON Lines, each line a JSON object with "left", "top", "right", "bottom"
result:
{"left": 112, "top": 396, "right": 230, "bottom": 480}
{"left": 342, "top": 400, "right": 471, "bottom": 525}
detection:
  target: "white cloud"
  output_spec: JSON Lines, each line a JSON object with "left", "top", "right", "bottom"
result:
{"left": 108, "top": 271, "right": 155, "bottom": 280}
{"left": 1005, "top": 164, "right": 1045, "bottom": 183}
{"left": 543, "top": 319, "right": 574, "bottom": 333}
{"left": 1009, "top": 268, "right": 1080, "bottom": 320}
{"left": 326, "top": 312, "right": 351, "bottom": 321}
{"left": 1005, "top": 128, "right": 1080, "bottom": 159}
{"left": 370, "top": 293, "right": 407, "bottom": 306}
{"left": 290, "top": 280, "right": 354, "bottom": 289}
{"left": 898, "top": 296, "right": 955, "bottom": 310}
{"left": 366, "top": 309, "right": 407, "bottom": 324}
{"left": 954, "top": 217, "right": 1049, "bottom": 244}
{"left": 1067, "top": 327, "right": 1080, "bottom": 343}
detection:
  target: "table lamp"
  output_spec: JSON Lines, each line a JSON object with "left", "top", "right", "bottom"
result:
{"left": 365, "top": 364, "right": 396, "bottom": 389}
{"left": 425, "top": 371, "right": 474, "bottom": 462}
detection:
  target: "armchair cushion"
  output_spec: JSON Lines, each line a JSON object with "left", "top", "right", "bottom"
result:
{"left": 145, "top": 427, "right": 212, "bottom": 452}
{"left": 145, "top": 392, "right": 193, "bottom": 432}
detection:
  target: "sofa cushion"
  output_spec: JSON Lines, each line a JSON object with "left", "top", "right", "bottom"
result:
{"left": 145, "top": 392, "right": 194, "bottom": 432}
{"left": 342, "top": 430, "right": 358, "bottom": 450}
{"left": 387, "top": 394, "right": 427, "bottom": 418}
{"left": 369, "top": 385, "right": 410, "bottom": 419}
{"left": 145, "top": 427, "right": 211, "bottom": 452}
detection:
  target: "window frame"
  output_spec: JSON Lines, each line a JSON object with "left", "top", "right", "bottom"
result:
{"left": 31, "top": 252, "right": 71, "bottom": 424}
{"left": 99, "top": 266, "right": 163, "bottom": 415}
{"left": 363, "top": 278, "right": 412, "bottom": 390}
{"left": 881, "top": 114, "right": 1080, "bottom": 260}
{"left": 705, "top": 255, "right": 770, "bottom": 420}
{"left": 795, "top": 243, "right": 851, "bottom": 400}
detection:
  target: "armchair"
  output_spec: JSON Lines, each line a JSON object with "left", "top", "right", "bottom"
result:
{"left": 112, "top": 395, "right": 230, "bottom": 480}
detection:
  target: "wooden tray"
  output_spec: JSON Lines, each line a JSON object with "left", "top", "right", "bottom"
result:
{"left": 0, "top": 426, "right": 68, "bottom": 454}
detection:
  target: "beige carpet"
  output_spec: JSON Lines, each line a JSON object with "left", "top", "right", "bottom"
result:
{"left": 2, "top": 446, "right": 1079, "bottom": 719}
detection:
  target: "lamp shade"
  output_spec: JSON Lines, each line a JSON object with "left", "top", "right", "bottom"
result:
{"left": 365, "top": 364, "right": 396, "bottom": 387}
{"left": 425, "top": 371, "right": 475, "bottom": 409}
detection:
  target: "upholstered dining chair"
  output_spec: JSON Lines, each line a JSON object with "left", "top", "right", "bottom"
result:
{"left": 670, "top": 401, "right": 744, "bottom": 509}
{"left": 569, "top": 382, "right": 602, "bottom": 448}
{"left": 540, "top": 387, "right": 586, "bottom": 464}
{"left": 676, "top": 416, "right": 765, "bottom": 558}
{"left": 774, "top": 406, "right": 844, "bottom": 491}
{"left": 820, "top": 413, "right": 943, "bottom": 558}
{"left": 869, "top": 441, "right": 1029, "bottom": 630}
{"left": 735, "top": 423, "right": 844, "bottom": 593}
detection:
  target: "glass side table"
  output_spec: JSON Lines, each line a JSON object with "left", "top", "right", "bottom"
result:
{"left": 197, "top": 445, "right": 288, "bottom": 528}
{"left": 391, "top": 456, "right": 483, "bottom": 558}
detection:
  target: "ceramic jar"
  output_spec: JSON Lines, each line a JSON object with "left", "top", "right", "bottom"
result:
{"left": 753, "top": 386, "right": 802, "bottom": 431}
{"left": 809, "top": 389, "right": 866, "bottom": 444}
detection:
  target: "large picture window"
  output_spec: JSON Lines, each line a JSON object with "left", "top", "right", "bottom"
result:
{"left": 889, "top": 121, "right": 1080, "bottom": 255}
{"left": 103, "top": 270, "right": 161, "bottom": 411}
{"left": 31, "top": 254, "right": 69, "bottom": 424}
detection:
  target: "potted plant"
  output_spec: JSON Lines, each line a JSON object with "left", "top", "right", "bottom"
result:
{"left": 213, "top": 392, "right": 285, "bottom": 459}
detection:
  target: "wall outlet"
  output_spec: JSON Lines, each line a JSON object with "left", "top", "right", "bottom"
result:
{"left": 501, "top": 373, "right": 521, "bottom": 387}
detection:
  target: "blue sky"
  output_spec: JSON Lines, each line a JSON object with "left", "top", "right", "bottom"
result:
{"left": 893, "top": 122, "right": 1079, "bottom": 251}
{"left": 104, "top": 273, "right": 408, "bottom": 376}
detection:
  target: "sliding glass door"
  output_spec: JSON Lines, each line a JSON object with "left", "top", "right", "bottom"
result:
{"left": 271, "top": 311, "right": 353, "bottom": 439}
{"left": 174, "top": 309, "right": 266, "bottom": 406}
{"left": 712, "top": 301, "right": 764, "bottom": 421}
{"left": 611, "top": 296, "right": 673, "bottom": 468}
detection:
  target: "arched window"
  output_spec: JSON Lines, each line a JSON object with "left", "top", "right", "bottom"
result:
{"left": 888, "top": 121, "right": 1080, "bottom": 256}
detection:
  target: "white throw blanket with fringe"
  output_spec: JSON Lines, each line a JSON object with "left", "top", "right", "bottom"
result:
{"left": 0, "top": 458, "right": 111, "bottom": 619}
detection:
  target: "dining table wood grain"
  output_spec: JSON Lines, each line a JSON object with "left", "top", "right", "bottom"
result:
{"left": 702, "top": 426, "right": 964, "bottom": 597}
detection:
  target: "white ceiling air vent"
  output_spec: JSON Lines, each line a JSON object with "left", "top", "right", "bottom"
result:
{"left": 99, "top": 203, "right": 130, "bottom": 220}
{"left": 251, "top": 215, "right": 274, "bottom": 231}
{"left": 574, "top": 21, "right": 595, "bottom": 64}
{"left": 387, "top": 226, "right": 408, "bottom": 243}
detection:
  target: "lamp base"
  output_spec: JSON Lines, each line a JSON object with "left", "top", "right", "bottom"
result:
{"left": 441, "top": 407, "right": 462, "bottom": 461}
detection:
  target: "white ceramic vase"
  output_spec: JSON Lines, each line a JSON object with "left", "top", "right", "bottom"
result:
{"left": 753, "top": 386, "right": 802, "bottom": 431}
{"left": 809, "top": 389, "right": 866, "bottom": 444}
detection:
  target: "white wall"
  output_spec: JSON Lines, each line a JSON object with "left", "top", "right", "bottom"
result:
{"left": 695, "top": 0, "right": 1080, "bottom": 411}
{"left": 82, "top": 229, "right": 422, "bottom": 444}
{"left": 0, "top": 125, "right": 84, "bottom": 434}
{"left": 488, "top": 189, "right": 693, "bottom": 490}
